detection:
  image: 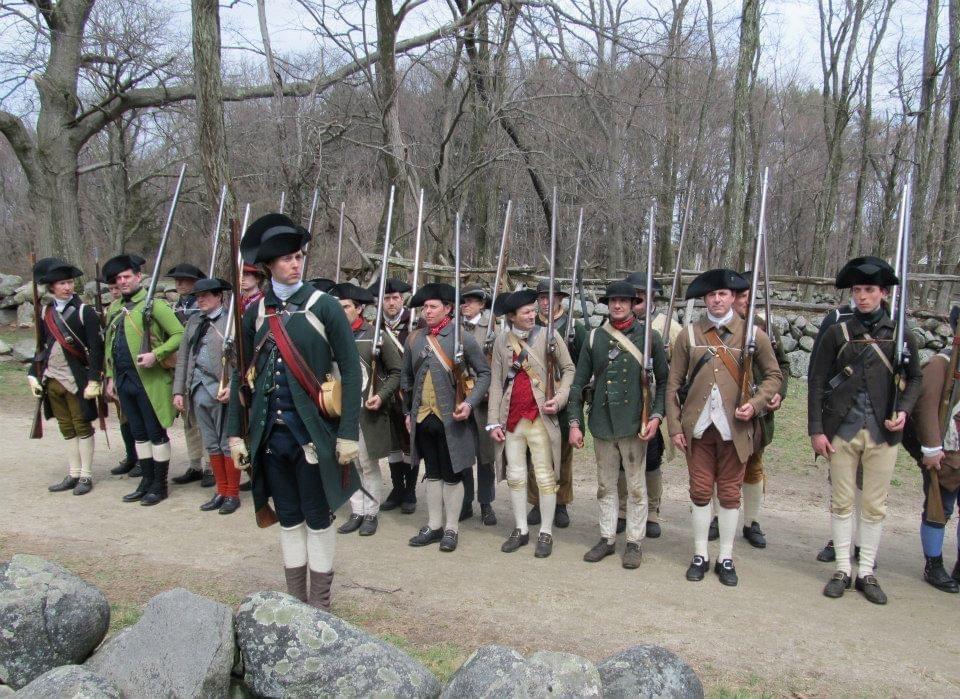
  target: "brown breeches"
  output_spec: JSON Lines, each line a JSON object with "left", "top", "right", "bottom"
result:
{"left": 686, "top": 426, "right": 745, "bottom": 509}
{"left": 46, "top": 379, "right": 93, "bottom": 440}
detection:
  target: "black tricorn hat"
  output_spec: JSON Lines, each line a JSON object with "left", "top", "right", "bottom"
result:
{"left": 102, "top": 254, "right": 147, "bottom": 283}
{"left": 492, "top": 291, "right": 513, "bottom": 317}
{"left": 623, "top": 272, "right": 664, "bottom": 296}
{"left": 330, "top": 282, "right": 375, "bottom": 305}
{"left": 307, "top": 277, "right": 336, "bottom": 293}
{"left": 32, "top": 257, "right": 60, "bottom": 284}
{"left": 684, "top": 269, "right": 750, "bottom": 300}
{"left": 834, "top": 256, "right": 898, "bottom": 289}
{"left": 409, "top": 282, "right": 456, "bottom": 308}
{"left": 500, "top": 289, "right": 539, "bottom": 316}
{"left": 599, "top": 280, "right": 640, "bottom": 304}
{"left": 188, "top": 277, "right": 232, "bottom": 295}
{"left": 367, "top": 277, "right": 411, "bottom": 296}
{"left": 536, "top": 278, "right": 570, "bottom": 297}
{"left": 166, "top": 263, "right": 206, "bottom": 281}
{"left": 34, "top": 258, "right": 82, "bottom": 285}
{"left": 241, "top": 213, "right": 312, "bottom": 264}
{"left": 461, "top": 283, "right": 492, "bottom": 308}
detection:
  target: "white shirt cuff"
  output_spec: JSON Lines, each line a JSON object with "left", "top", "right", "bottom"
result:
{"left": 921, "top": 445, "right": 944, "bottom": 456}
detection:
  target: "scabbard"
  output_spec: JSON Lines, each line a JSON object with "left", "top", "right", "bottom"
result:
{"left": 927, "top": 470, "right": 947, "bottom": 525}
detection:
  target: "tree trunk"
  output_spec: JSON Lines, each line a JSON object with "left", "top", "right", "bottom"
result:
{"left": 375, "top": 0, "right": 408, "bottom": 246}
{"left": 934, "top": 0, "right": 960, "bottom": 310}
{"left": 912, "top": 0, "right": 940, "bottom": 283}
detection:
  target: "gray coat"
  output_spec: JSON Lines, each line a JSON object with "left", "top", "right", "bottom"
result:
{"left": 173, "top": 308, "right": 229, "bottom": 427}
{"left": 401, "top": 321, "right": 492, "bottom": 474}
{"left": 462, "top": 309, "right": 496, "bottom": 464}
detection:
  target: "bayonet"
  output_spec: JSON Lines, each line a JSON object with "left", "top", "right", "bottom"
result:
{"left": 663, "top": 182, "right": 693, "bottom": 350}
{"left": 737, "top": 166, "right": 769, "bottom": 407}
{"left": 564, "top": 207, "right": 584, "bottom": 351}
{"left": 485, "top": 199, "right": 513, "bottom": 353}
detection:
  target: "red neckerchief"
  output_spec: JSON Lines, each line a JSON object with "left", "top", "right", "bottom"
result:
{"left": 611, "top": 316, "right": 634, "bottom": 332}
{"left": 350, "top": 316, "right": 364, "bottom": 332}
{"left": 429, "top": 316, "right": 451, "bottom": 336}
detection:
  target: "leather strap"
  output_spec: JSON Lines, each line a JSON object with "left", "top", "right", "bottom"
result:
{"left": 267, "top": 313, "right": 324, "bottom": 405}
{"left": 44, "top": 307, "right": 88, "bottom": 363}
{"left": 599, "top": 322, "right": 645, "bottom": 367}
{"left": 426, "top": 335, "right": 455, "bottom": 375}
{"left": 705, "top": 327, "right": 742, "bottom": 384}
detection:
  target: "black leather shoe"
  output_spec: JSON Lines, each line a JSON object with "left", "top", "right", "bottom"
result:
{"left": 714, "top": 558, "right": 738, "bottom": 586}
{"left": 218, "top": 496, "right": 241, "bottom": 514}
{"left": 855, "top": 574, "right": 887, "bottom": 605}
{"left": 172, "top": 467, "right": 203, "bottom": 485}
{"left": 111, "top": 458, "right": 136, "bottom": 476}
{"left": 122, "top": 485, "right": 148, "bottom": 502}
{"left": 400, "top": 499, "right": 417, "bottom": 515}
{"left": 72, "top": 477, "right": 92, "bottom": 496}
{"left": 708, "top": 516, "right": 719, "bottom": 541}
{"left": 123, "top": 459, "right": 153, "bottom": 503}
{"left": 501, "top": 528, "right": 529, "bottom": 553}
{"left": 554, "top": 504, "right": 570, "bottom": 528}
{"left": 480, "top": 504, "right": 497, "bottom": 526}
{"left": 459, "top": 505, "right": 474, "bottom": 522}
{"left": 646, "top": 521, "right": 661, "bottom": 538}
{"left": 817, "top": 540, "right": 836, "bottom": 562}
{"left": 337, "top": 513, "right": 363, "bottom": 534}
{"left": 527, "top": 506, "right": 541, "bottom": 525}
{"left": 200, "top": 494, "right": 225, "bottom": 511}
{"left": 534, "top": 532, "right": 553, "bottom": 558}
{"left": 743, "top": 521, "right": 767, "bottom": 549}
{"left": 622, "top": 542, "right": 643, "bottom": 569}
{"left": 409, "top": 526, "right": 443, "bottom": 547}
{"left": 200, "top": 469, "right": 216, "bottom": 488}
{"left": 583, "top": 539, "right": 616, "bottom": 563}
{"left": 49, "top": 476, "right": 79, "bottom": 493}
{"left": 923, "top": 556, "right": 959, "bottom": 593}
{"left": 823, "top": 571, "right": 852, "bottom": 598}
{"left": 616, "top": 518, "right": 627, "bottom": 534}
{"left": 358, "top": 515, "right": 378, "bottom": 536}
{"left": 685, "top": 555, "right": 709, "bottom": 581}
{"left": 439, "top": 529, "right": 459, "bottom": 552}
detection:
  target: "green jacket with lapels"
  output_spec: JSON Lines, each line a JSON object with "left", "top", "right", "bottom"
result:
{"left": 568, "top": 319, "right": 668, "bottom": 441}
{"left": 354, "top": 320, "right": 402, "bottom": 460}
{"left": 226, "top": 284, "right": 362, "bottom": 517}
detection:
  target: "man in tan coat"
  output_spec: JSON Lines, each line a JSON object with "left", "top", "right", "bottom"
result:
{"left": 666, "top": 269, "right": 782, "bottom": 586}
{"left": 487, "top": 289, "right": 575, "bottom": 558}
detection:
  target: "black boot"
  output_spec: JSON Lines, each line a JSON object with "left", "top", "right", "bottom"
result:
{"left": 114, "top": 422, "right": 137, "bottom": 475}
{"left": 924, "top": 556, "right": 960, "bottom": 593}
{"left": 141, "top": 459, "right": 169, "bottom": 506}
{"left": 122, "top": 458, "right": 154, "bottom": 502}
{"left": 110, "top": 456, "right": 137, "bottom": 476}
{"left": 381, "top": 463, "right": 404, "bottom": 511}
{"left": 401, "top": 462, "right": 418, "bottom": 515}
{"left": 953, "top": 558, "right": 960, "bottom": 584}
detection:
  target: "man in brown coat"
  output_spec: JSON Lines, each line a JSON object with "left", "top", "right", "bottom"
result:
{"left": 666, "top": 269, "right": 782, "bottom": 586}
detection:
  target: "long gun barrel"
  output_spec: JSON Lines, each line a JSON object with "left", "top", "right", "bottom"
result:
{"left": 545, "top": 188, "right": 558, "bottom": 399}
{"left": 452, "top": 213, "right": 470, "bottom": 404}
{"left": 208, "top": 183, "right": 228, "bottom": 278}
{"left": 737, "top": 166, "right": 769, "bottom": 407}
{"left": 641, "top": 202, "right": 656, "bottom": 431}
{"left": 220, "top": 203, "right": 252, "bottom": 391}
{"left": 335, "top": 202, "right": 345, "bottom": 283}
{"left": 565, "top": 207, "right": 584, "bottom": 350}
{"left": 29, "top": 251, "right": 44, "bottom": 440}
{"left": 663, "top": 184, "right": 693, "bottom": 351}
{"left": 92, "top": 250, "right": 110, "bottom": 443}
{"left": 370, "top": 186, "right": 396, "bottom": 399}
{"left": 485, "top": 199, "right": 514, "bottom": 353}
{"left": 891, "top": 175, "right": 912, "bottom": 420}
{"left": 301, "top": 188, "right": 320, "bottom": 279}
{"left": 408, "top": 189, "right": 425, "bottom": 334}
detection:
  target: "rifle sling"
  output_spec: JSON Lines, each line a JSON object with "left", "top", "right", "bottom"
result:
{"left": 43, "top": 307, "right": 88, "bottom": 364}
{"left": 705, "top": 327, "right": 742, "bottom": 385}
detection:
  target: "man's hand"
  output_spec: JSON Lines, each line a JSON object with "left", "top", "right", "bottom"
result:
{"left": 569, "top": 425, "right": 584, "bottom": 448}
{"left": 922, "top": 450, "right": 945, "bottom": 471}
{"left": 405, "top": 415, "right": 412, "bottom": 433}
{"left": 735, "top": 402, "right": 756, "bottom": 421}
{"left": 216, "top": 386, "right": 230, "bottom": 404}
{"left": 453, "top": 402, "right": 472, "bottom": 421}
{"left": 672, "top": 432, "right": 687, "bottom": 450}
{"left": 767, "top": 393, "right": 782, "bottom": 411}
{"left": 172, "top": 394, "right": 185, "bottom": 412}
{"left": 365, "top": 395, "right": 383, "bottom": 411}
{"left": 105, "top": 378, "right": 117, "bottom": 401}
{"left": 83, "top": 380, "right": 101, "bottom": 400}
{"left": 639, "top": 417, "right": 661, "bottom": 442}
{"left": 490, "top": 426, "right": 506, "bottom": 443}
{"left": 811, "top": 433, "right": 835, "bottom": 458}
{"left": 542, "top": 398, "right": 560, "bottom": 415}
{"left": 229, "top": 438, "right": 250, "bottom": 467}
{"left": 27, "top": 375, "right": 43, "bottom": 398}
{"left": 136, "top": 352, "right": 158, "bottom": 369}
{"left": 884, "top": 411, "right": 907, "bottom": 433}
{"left": 336, "top": 438, "right": 360, "bottom": 465}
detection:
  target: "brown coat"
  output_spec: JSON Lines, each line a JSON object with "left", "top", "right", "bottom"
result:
{"left": 666, "top": 314, "right": 783, "bottom": 463}
{"left": 487, "top": 326, "right": 575, "bottom": 478}
{"left": 907, "top": 351, "right": 960, "bottom": 491}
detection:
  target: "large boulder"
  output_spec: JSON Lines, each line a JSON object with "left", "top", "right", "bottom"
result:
{"left": 0, "top": 340, "right": 10, "bottom": 356}
{"left": 597, "top": 644, "right": 704, "bottom": 698}
{"left": 86, "top": 588, "right": 234, "bottom": 698}
{"left": 778, "top": 334, "right": 798, "bottom": 354}
{"left": 0, "top": 555, "right": 110, "bottom": 689}
{"left": 798, "top": 336, "right": 815, "bottom": 352}
{"left": 0, "top": 309, "right": 16, "bottom": 325}
{"left": 14, "top": 665, "right": 120, "bottom": 698}
{"left": 11, "top": 340, "right": 35, "bottom": 363}
{"left": 235, "top": 591, "right": 440, "bottom": 698}
{"left": 441, "top": 646, "right": 601, "bottom": 698}
{"left": 16, "top": 302, "right": 33, "bottom": 329}
{"left": 786, "top": 350, "right": 810, "bottom": 378}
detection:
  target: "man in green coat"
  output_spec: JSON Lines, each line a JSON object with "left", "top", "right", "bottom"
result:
{"left": 568, "top": 280, "right": 668, "bottom": 569}
{"left": 227, "top": 214, "right": 361, "bottom": 611}
{"left": 103, "top": 254, "right": 184, "bottom": 507}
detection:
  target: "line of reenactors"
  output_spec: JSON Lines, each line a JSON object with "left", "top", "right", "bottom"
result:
{"left": 26, "top": 221, "right": 959, "bottom": 611}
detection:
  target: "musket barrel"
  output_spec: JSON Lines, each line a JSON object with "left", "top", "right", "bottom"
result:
{"left": 744, "top": 167, "right": 769, "bottom": 350}
{"left": 335, "top": 202, "right": 345, "bottom": 283}
{"left": 644, "top": 202, "right": 655, "bottom": 367}
{"left": 146, "top": 163, "right": 188, "bottom": 303}
{"left": 372, "top": 186, "right": 396, "bottom": 359}
{"left": 408, "top": 189, "right": 425, "bottom": 334}
{"left": 665, "top": 185, "right": 693, "bottom": 346}
{"left": 486, "top": 199, "right": 514, "bottom": 347}
{"left": 565, "top": 207, "right": 584, "bottom": 347}
{"left": 208, "top": 183, "right": 228, "bottom": 278}
{"left": 453, "top": 213, "right": 463, "bottom": 362}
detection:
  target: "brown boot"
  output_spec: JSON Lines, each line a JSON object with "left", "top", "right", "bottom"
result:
{"left": 308, "top": 570, "right": 334, "bottom": 611}
{"left": 284, "top": 565, "right": 308, "bottom": 603}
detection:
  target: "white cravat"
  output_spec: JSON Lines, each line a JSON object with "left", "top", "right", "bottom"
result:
{"left": 693, "top": 311, "right": 734, "bottom": 441}
{"left": 272, "top": 280, "right": 303, "bottom": 301}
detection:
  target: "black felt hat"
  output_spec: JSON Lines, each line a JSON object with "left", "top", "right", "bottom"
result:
{"left": 623, "top": 272, "right": 664, "bottom": 295}
{"left": 409, "top": 282, "right": 456, "bottom": 308}
{"left": 499, "top": 289, "right": 539, "bottom": 315}
{"left": 461, "top": 283, "right": 492, "bottom": 308}
{"left": 684, "top": 269, "right": 750, "bottom": 300}
{"left": 102, "top": 254, "right": 146, "bottom": 283}
{"left": 241, "top": 213, "right": 311, "bottom": 264}
{"left": 492, "top": 291, "right": 513, "bottom": 317}
{"left": 536, "top": 279, "right": 570, "bottom": 298}
{"left": 166, "top": 263, "right": 206, "bottom": 280}
{"left": 330, "top": 282, "right": 375, "bottom": 305}
{"left": 834, "top": 256, "right": 898, "bottom": 289}
{"left": 307, "top": 277, "right": 336, "bottom": 293}
{"left": 34, "top": 258, "right": 82, "bottom": 285}
{"left": 366, "top": 277, "right": 412, "bottom": 296}
{"left": 599, "top": 280, "right": 641, "bottom": 304}
{"left": 188, "top": 278, "right": 232, "bottom": 295}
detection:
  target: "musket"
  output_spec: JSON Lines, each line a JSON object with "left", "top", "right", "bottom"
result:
{"left": 564, "top": 207, "right": 584, "bottom": 352}
{"left": 369, "top": 186, "right": 396, "bottom": 400}
{"left": 335, "top": 201, "right": 345, "bottom": 283}
{"left": 301, "top": 188, "right": 320, "bottom": 279}
{"left": 141, "top": 163, "right": 187, "bottom": 358}
{"left": 545, "top": 187, "right": 559, "bottom": 400}
{"left": 208, "top": 183, "right": 228, "bottom": 278}
{"left": 219, "top": 204, "right": 252, "bottom": 396}
{"left": 641, "top": 202, "right": 656, "bottom": 432}
{"left": 408, "top": 189, "right": 425, "bottom": 334}
{"left": 737, "top": 166, "right": 769, "bottom": 408}
{"left": 29, "top": 251, "right": 43, "bottom": 440}
{"left": 761, "top": 232, "right": 775, "bottom": 350}
{"left": 452, "top": 213, "right": 469, "bottom": 404}
{"left": 890, "top": 175, "right": 912, "bottom": 420}
{"left": 485, "top": 199, "right": 513, "bottom": 354}
{"left": 92, "top": 250, "right": 109, "bottom": 445}
{"left": 932, "top": 317, "right": 960, "bottom": 526}
{"left": 663, "top": 182, "right": 693, "bottom": 351}
{"left": 278, "top": 191, "right": 286, "bottom": 214}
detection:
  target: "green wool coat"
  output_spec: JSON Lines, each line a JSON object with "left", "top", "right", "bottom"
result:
{"left": 104, "top": 287, "right": 184, "bottom": 429}
{"left": 538, "top": 312, "right": 587, "bottom": 439}
{"left": 355, "top": 321, "right": 403, "bottom": 460}
{"left": 226, "top": 285, "right": 362, "bottom": 519}
{"left": 568, "top": 320, "right": 668, "bottom": 441}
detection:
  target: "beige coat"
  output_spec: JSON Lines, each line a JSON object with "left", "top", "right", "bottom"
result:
{"left": 487, "top": 325, "right": 575, "bottom": 478}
